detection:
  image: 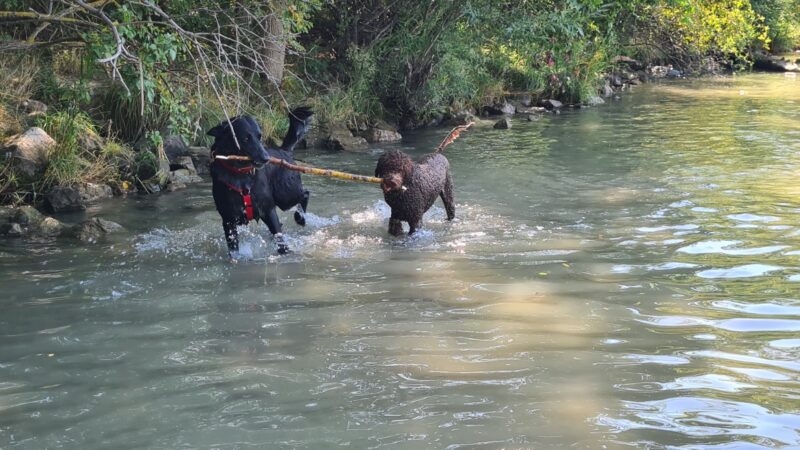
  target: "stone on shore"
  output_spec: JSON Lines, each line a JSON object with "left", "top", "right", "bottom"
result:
{"left": 2, "top": 127, "right": 55, "bottom": 177}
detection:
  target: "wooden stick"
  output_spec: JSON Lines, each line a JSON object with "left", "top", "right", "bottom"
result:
{"left": 214, "top": 123, "right": 474, "bottom": 185}
{"left": 436, "top": 122, "right": 474, "bottom": 152}
{"left": 215, "top": 154, "right": 383, "bottom": 184}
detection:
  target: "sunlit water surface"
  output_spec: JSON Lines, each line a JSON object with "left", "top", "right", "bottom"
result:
{"left": 2, "top": 73, "right": 800, "bottom": 449}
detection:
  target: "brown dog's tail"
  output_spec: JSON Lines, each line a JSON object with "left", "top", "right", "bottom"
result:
{"left": 435, "top": 122, "right": 474, "bottom": 153}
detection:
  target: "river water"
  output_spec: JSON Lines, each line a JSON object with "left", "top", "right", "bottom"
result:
{"left": 2, "top": 73, "right": 799, "bottom": 449}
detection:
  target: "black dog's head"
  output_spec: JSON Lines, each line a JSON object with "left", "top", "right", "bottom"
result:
{"left": 375, "top": 150, "right": 414, "bottom": 193}
{"left": 207, "top": 116, "right": 269, "bottom": 165}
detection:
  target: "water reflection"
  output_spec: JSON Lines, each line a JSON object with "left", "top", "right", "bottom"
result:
{"left": 1, "top": 73, "right": 800, "bottom": 448}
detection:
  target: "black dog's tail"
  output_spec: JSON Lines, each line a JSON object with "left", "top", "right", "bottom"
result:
{"left": 435, "top": 122, "right": 474, "bottom": 153}
{"left": 280, "top": 106, "right": 314, "bottom": 152}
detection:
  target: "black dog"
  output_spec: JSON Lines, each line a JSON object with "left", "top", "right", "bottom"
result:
{"left": 374, "top": 149, "right": 455, "bottom": 236}
{"left": 208, "top": 107, "right": 313, "bottom": 257}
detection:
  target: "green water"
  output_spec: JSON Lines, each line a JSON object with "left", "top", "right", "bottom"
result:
{"left": 2, "top": 73, "right": 799, "bottom": 449}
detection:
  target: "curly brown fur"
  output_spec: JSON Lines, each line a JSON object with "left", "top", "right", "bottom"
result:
{"left": 375, "top": 149, "right": 455, "bottom": 236}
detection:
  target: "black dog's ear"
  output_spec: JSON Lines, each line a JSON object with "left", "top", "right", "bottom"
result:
{"left": 207, "top": 123, "right": 225, "bottom": 138}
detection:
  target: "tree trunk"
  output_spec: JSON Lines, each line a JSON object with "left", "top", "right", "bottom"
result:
{"left": 261, "top": 10, "right": 286, "bottom": 93}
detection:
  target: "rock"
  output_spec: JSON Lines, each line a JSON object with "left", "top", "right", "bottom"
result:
{"left": 586, "top": 95, "right": 605, "bottom": 106}
{"left": 138, "top": 153, "right": 171, "bottom": 193}
{"left": 519, "top": 94, "right": 533, "bottom": 107}
{"left": 163, "top": 135, "right": 190, "bottom": 162}
{"left": 627, "top": 78, "right": 643, "bottom": 86}
{"left": 72, "top": 218, "right": 124, "bottom": 242}
{"left": 650, "top": 65, "right": 672, "bottom": 78}
{"left": 493, "top": 117, "right": 512, "bottom": 129}
{"left": 426, "top": 114, "right": 445, "bottom": 128}
{"left": 482, "top": 102, "right": 516, "bottom": 116}
{"left": 360, "top": 127, "right": 402, "bottom": 143}
{"left": 12, "top": 205, "right": 44, "bottom": 226}
{"left": 753, "top": 52, "right": 800, "bottom": 72}
{"left": 540, "top": 99, "right": 563, "bottom": 110}
{"left": 46, "top": 183, "right": 113, "bottom": 213}
{"left": 166, "top": 182, "right": 187, "bottom": 192}
{"left": 169, "top": 169, "right": 203, "bottom": 185}
{"left": 78, "top": 131, "right": 104, "bottom": 154}
{"left": 516, "top": 106, "right": 547, "bottom": 115}
{"left": 667, "top": 68, "right": 682, "bottom": 78}
{"left": 326, "top": 127, "right": 369, "bottom": 151}
{"left": 609, "top": 74, "right": 624, "bottom": 87}
{"left": 613, "top": 55, "right": 644, "bottom": 70}
{"left": 37, "top": 217, "right": 65, "bottom": 237}
{"left": 187, "top": 146, "right": 211, "bottom": 176}
{"left": 20, "top": 99, "right": 48, "bottom": 116}
{"left": 0, "top": 206, "right": 14, "bottom": 223}
{"left": 46, "top": 185, "right": 83, "bottom": 213}
{"left": 80, "top": 183, "right": 114, "bottom": 203}
{"left": 444, "top": 112, "right": 477, "bottom": 127}
{"left": 601, "top": 82, "right": 615, "bottom": 98}
{"left": 1, "top": 223, "right": 23, "bottom": 237}
{"left": 2, "top": 127, "right": 55, "bottom": 177}
{"left": 526, "top": 114, "right": 541, "bottom": 122}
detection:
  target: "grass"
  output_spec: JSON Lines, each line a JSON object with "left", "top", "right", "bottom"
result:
{"left": 0, "top": 109, "right": 135, "bottom": 204}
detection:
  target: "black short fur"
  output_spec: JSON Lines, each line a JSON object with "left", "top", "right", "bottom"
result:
{"left": 374, "top": 149, "right": 455, "bottom": 236}
{"left": 208, "top": 107, "right": 313, "bottom": 256}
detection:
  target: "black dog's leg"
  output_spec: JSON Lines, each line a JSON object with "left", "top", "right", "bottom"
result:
{"left": 388, "top": 216, "right": 404, "bottom": 236}
{"left": 265, "top": 208, "right": 289, "bottom": 254}
{"left": 223, "top": 220, "right": 239, "bottom": 253}
{"left": 441, "top": 172, "right": 455, "bottom": 220}
{"left": 293, "top": 190, "right": 310, "bottom": 226}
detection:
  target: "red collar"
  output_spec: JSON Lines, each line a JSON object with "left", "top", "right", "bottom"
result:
{"left": 214, "top": 157, "right": 256, "bottom": 175}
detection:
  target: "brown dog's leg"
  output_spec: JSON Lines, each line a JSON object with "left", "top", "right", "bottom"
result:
{"left": 408, "top": 217, "right": 422, "bottom": 235}
{"left": 388, "top": 217, "right": 404, "bottom": 236}
{"left": 441, "top": 172, "right": 455, "bottom": 220}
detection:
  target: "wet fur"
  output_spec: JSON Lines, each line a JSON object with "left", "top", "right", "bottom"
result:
{"left": 375, "top": 149, "right": 455, "bottom": 236}
{"left": 208, "top": 108, "right": 313, "bottom": 256}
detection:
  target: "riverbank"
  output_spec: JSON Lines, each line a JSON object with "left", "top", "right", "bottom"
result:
{"left": 0, "top": 58, "right": 691, "bottom": 241}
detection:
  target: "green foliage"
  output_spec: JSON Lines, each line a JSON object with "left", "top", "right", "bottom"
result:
{"left": 751, "top": 0, "right": 800, "bottom": 52}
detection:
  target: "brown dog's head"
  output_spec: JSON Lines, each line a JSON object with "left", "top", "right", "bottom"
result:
{"left": 375, "top": 150, "right": 414, "bottom": 193}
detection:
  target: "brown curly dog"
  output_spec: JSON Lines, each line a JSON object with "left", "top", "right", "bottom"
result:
{"left": 374, "top": 149, "right": 455, "bottom": 236}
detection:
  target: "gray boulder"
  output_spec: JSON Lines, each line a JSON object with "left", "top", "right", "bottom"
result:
{"left": 1, "top": 223, "right": 23, "bottom": 237}
{"left": 72, "top": 218, "right": 124, "bottom": 242}
{"left": 493, "top": 117, "right": 512, "bottom": 129}
{"left": 46, "top": 183, "right": 113, "bottom": 213}
{"left": 163, "top": 135, "right": 190, "bottom": 162}
{"left": 20, "top": 99, "right": 48, "bottom": 116}
{"left": 78, "top": 131, "right": 104, "bottom": 154}
{"left": 482, "top": 102, "right": 516, "bottom": 116}
{"left": 12, "top": 205, "right": 44, "bottom": 226}
{"left": 540, "top": 99, "right": 563, "bottom": 110}
{"left": 444, "top": 111, "right": 476, "bottom": 127}
{"left": 360, "top": 125, "right": 402, "bottom": 143}
{"left": 187, "top": 146, "right": 211, "bottom": 176}
{"left": 2, "top": 127, "right": 55, "bottom": 177}
{"left": 326, "top": 127, "right": 369, "bottom": 151}
{"left": 586, "top": 95, "right": 605, "bottom": 106}
{"left": 37, "top": 217, "right": 66, "bottom": 237}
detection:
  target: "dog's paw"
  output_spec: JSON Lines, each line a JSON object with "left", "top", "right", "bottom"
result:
{"left": 277, "top": 243, "right": 291, "bottom": 255}
{"left": 294, "top": 210, "right": 306, "bottom": 227}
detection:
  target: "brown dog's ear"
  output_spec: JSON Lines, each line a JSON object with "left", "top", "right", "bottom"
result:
{"left": 401, "top": 155, "right": 415, "bottom": 181}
